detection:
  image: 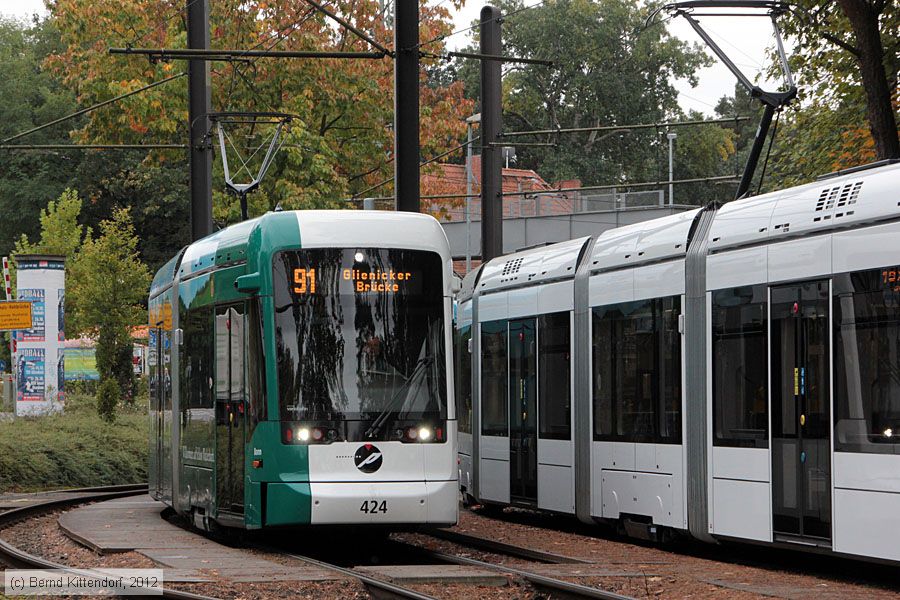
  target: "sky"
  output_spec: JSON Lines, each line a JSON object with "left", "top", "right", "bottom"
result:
{"left": 1, "top": 0, "right": 781, "bottom": 116}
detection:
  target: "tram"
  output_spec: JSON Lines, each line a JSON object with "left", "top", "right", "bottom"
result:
{"left": 456, "top": 159, "right": 900, "bottom": 563}
{"left": 148, "top": 210, "right": 458, "bottom": 530}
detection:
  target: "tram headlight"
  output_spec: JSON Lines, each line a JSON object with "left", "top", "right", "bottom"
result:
{"left": 418, "top": 426, "right": 432, "bottom": 441}
{"left": 885, "top": 428, "right": 894, "bottom": 438}
{"left": 297, "top": 427, "right": 311, "bottom": 442}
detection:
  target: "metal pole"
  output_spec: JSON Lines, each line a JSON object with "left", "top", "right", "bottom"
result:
{"left": 480, "top": 5, "right": 503, "bottom": 262}
{"left": 667, "top": 131, "right": 677, "bottom": 206}
{"left": 188, "top": 0, "right": 213, "bottom": 241}
{"left": 2, "top": 257, "right": 14, "bottom": 407}
{"left": 394, "top": 0, "right": 419, "bottom": 212}
{"left": 735, "top": 104, "right": 775, "bottom": 199}
{"left": 465, "top": 120, "right": 474, "bottom": 272}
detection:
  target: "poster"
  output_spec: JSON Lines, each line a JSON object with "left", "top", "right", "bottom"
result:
{"left": 16, "top": 288, "right": 45, "bottom": 342}
{"left": 17, "top": 348, "right": 45, "bottom": 402}
{"left": 14, "top": 255, "right": 65, "bottom": 414}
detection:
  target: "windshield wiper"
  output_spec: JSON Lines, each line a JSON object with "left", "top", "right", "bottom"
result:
{"left": 363, "top": 354, "right": 434, "bottom": 440}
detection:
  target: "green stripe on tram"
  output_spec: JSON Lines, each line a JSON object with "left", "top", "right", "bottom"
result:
{"left": 245, "top": 211, "right": 313, "bottom": 527}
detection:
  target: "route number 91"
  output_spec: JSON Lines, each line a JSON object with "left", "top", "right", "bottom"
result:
{"left": 360, "top": 500, "right": 387, "bottom": 514}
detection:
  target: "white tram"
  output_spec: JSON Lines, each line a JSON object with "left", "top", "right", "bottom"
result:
{"left": 456, "top": 159, "right": 900, "bottom": 562}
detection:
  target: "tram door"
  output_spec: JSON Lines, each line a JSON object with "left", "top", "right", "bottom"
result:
{"left": 153, "top": 328, "right": 164, "bottom": 494}
{"left": 215, "top": 305, "right": 246, "bottom": 514}
{"left": 771, "top": 281, "right": 831, "bottom": 541}
{"left": 509, "top": 318, "right": 538, "bottom": 504}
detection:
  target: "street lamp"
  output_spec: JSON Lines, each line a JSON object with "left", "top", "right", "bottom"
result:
{"left": 465, "top": 113, "right": 481, "bottom": 273}
{"left": 667, "top": 131, "right": 677, "bottom": 206}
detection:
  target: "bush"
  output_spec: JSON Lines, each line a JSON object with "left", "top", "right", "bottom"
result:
{"left": 97, "top": 377, "right": 120, "bottom": 423}
{"left": 0, "top": 395, "right": 148, "bottom": 492}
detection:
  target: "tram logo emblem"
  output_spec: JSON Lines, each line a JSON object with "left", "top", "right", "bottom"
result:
{"left": 354, "top": 444, "right": 383, "bottom": 473}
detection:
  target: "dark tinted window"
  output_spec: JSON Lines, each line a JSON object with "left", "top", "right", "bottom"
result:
{"left": 181, "top": 305, "right": 214, "bottom": 409}
{"left": 455, "top": 324, "right": 472, "bottom": 434}
{"left": 538, "top": 312, "right": 571, "bottom": 440}
{"left": 834, "top": 268, "right": 900, "bottom": 455}
{"left": 592, "top": 297, "right": 682, "bottom": 443}
{"left": 712, "top": 285, "right": 768, "bottom": 448}
{"left": 247, "top": 299, "right": 266, "bottom": 429}
{"left": 481, "top": 320, "right": 508, "bottom": 436}
{"left": 273, "top": 248, "right": 446, "bottom": 423}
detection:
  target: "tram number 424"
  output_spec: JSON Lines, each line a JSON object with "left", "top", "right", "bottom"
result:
{"left": 360, "top": 500, "right": 388, "bottom": 514}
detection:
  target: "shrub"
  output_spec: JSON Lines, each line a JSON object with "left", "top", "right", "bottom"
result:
{"left": 97, "top": 377, "right": 120, "bottom": 423}
{"left": 0, "top": 398, "right": 148, "bottom": 492}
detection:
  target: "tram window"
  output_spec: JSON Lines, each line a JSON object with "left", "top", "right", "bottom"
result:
{"left": 834, "top": 269, "right": 900, "bottom": 455}
{"left": 538, "top": 312, "right": 571, "bottom": 440}
{"left": 455, "top": 325, "right": 472, "bottom": 434}
{"left": 247, "top": 299, "right": 266, "bottom": 430}
{"left": 592, "top": 297, "right": 682, "bottom": 443}
{"left": 481, "top": 320, "right": 508, "bottom": 436}
{"left": 711, "top": 285, "right": 768, "bottom": 448}
{"left": 659, "top": 296, "right": 682, "bottom": 442}
{"left": 181, "top": 305, "right": 214, "bottom": 410}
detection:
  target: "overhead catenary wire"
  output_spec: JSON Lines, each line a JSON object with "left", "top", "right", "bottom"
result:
{"left": 415, "top": 0, "right": 549, "bottom": 49}
{"left": 351, "top": 136, "right": 481, "bottom": 198}
{"left": 499, "top": 116, "right": 752, "bottom": 138}
{"left": 1, "top": 72, "right": 187, "bottom": 144}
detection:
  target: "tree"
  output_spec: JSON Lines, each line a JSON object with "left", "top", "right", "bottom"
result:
{"left": 0, "top": 17, "right": 85, "bottom": 258}
{"left": 68, "top": 207, "right": 151, "bottom": 406}
{"left": 451, "top": 0, "right": 736, "bottom": 200}
{"left": 13, "top": 188, "right": 85, "bottom": 259}
{"left": 781, "top": 0, "right": 899, "bottom": 161}
{"left": 46, "top": 0, "right": 473, "bottom": 217}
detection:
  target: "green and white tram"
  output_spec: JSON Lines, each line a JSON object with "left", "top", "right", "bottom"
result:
{"left": 148, "top": 210, "right": 457, "bottom": 530}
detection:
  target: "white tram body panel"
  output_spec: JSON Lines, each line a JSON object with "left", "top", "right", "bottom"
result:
{"left": 458, "top": 160, "right": 900, "bottom": 563}
{"left": 471, "top": 237, "right": 589, "bottom": 513}
{"left": 587, "top": 209, "right": 699, "bottom": 532}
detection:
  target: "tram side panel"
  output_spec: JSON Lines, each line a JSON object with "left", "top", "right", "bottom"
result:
{"left": 477, "top": 290, "right": 512, "bottom": 504}
{"left": 586, "top": 262, "right": 687, "bottom": 532}
{"left": 830, "top": 219, "right": 900, "bottom": 563}
{"left": 455, "top": 298, "right": 474, "bottom": 501}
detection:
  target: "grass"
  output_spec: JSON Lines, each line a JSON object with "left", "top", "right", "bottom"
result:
{"left": 0, "top": 393, "right": 148, "bottom": 493}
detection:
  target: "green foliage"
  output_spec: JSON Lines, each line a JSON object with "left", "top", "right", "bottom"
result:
{"left": 13, "top": 188, "right": 85, "bottom": 258}
{"left": 68, "top": 207, "right": 150, "bottom": 405}
{"left": 96, "top": 377, "right": 120, "bottom": 423}
{"left": 451, "top": 0, "right": 738, "bottom": 203}
{"left": 0, "top": 394, "right": 147, "bottom": 492}
{"left": 766, "top": 0, "right": 900, "bottom": 184}
{"left": 68, "top": 207, "right": 150, "bottom": 337}
{"left": 0, "top": 16, "right": 84, "bottom": 259}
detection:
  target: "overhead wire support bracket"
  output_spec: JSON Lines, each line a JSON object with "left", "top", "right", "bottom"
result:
{"left": 443, "top": 51, "right": 553, "bottom": 67}
{"left": 109, "top": 47, "right": 387, "bottom": 61}
{"left": 658, "top": 1, "right": 797, "bottom": 200}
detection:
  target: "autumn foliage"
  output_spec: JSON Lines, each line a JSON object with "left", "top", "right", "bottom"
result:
{"left": 47, "top": 0, "right": 474, "bottom": 215}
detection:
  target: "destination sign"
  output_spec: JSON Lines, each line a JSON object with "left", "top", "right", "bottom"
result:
{"left": 293, "top": 268, "right": 415, "bottom": 294}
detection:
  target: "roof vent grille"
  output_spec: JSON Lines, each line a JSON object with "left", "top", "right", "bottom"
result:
{"left": 816, "top": 181, "right": 863, "bottom": 212}
{"left": 501, "top": 257, "right": 524, "bottom": 276}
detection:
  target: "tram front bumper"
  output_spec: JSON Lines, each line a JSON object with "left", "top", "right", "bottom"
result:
{"left": 264, "top": 480, "right": 458, "bottom": 527}
{"left": 311, "top": 479, "right": 458, "bottom": 525}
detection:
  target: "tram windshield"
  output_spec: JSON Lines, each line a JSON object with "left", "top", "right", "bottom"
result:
{"left": 273, "top": 248, "right": 447, "bottom": 428}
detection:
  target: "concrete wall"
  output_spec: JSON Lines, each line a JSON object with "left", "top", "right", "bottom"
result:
{"left": 443, "top": 205, "right": 696, "bottom": 260}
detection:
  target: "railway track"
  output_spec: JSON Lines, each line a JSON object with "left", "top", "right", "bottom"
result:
{"left": 395, "top": 531, "right": 635, "bottom": 600}
{"left": 276, "top": 549, "right": 439, "bottom": 600}
{"left": 0, "top": 484, "right": 221, "bottom": 600}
